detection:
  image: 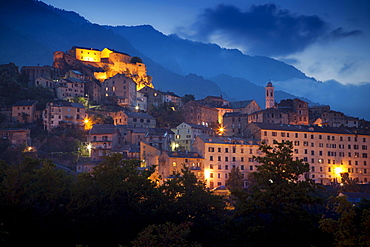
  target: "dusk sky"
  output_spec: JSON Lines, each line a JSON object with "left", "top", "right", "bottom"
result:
{"left": 42, "top": 0, "right": 370, "bottom": 86}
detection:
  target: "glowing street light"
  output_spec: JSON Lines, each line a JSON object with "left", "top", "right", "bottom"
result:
{"left": 218, "top": 126, "right": 225, "bottom": 136}
{"left": 84, "top": 117, "right": 93, "bottom": 130}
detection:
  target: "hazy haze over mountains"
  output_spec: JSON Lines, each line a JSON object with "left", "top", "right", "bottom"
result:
{"left": 0, "top": 0, "right": 368, "bottom": 120}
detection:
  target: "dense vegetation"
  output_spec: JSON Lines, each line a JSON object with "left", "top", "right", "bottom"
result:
{"left": 0, "top": 141, "right": 369, "bottom": 247}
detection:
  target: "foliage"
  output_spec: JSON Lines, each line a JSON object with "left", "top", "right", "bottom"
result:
{"left": 230, "top": 141, "right": 322, "bottom": 246}
{"left": 226, "top": 166, "right": 243, "bottom": 193}
{"left": 148, "top": 102, "right": 184, "bottom": 128}
{"left": 132, "top": 221, "right": 201, "bottom": 247}
{"left": 182, "top": 94, "right": 195, "bottom": 104}
{"left": 320, "top": 196, "right": 370, "bottom": 247}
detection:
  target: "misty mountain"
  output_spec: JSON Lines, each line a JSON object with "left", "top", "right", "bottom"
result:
{"left": 0, "top": 0, "right": 368, "bottom": 120}
{"left": 107, "top": 25, "right": 308, "bottom": 86}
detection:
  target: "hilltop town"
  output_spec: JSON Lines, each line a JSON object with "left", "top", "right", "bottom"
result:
{"left": 1, "top": 46, "right": 370, "bottom": 189}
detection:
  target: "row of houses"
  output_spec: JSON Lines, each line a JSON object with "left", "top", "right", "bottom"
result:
{"left": 78, "top": 119, "right": 370, "bottom": 189}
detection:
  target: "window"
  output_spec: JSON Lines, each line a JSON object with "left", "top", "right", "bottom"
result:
{"left": 225, "top": 148, "right": 229, "bottom": 153}
{"left": 241, "top": 165, "right": 244, "bottom": 170}
{"left": 311, "top": 150, "right": 315, "bottom": 155}
{"left": 272, "top": 132, "right": 277, "bottom": 136}
{"left": 232, "top": 157, "right": 236, "bottom": 162}
{"left": 218, "top": 165, "right": 221, "bottom": 170}
{"left": 319, "top": 135, "right": 322, "bottom": 139}
{"left": 250, "top": 165, "right": 253, "bottom": 171}
{"left": 232, "top": 148, "right": 236, "bottom": 153}
{"left": 225, "top": 157, "right": 229, "bottom": 162}
{"left": 210, "top": 164, "right": 213, "bottom": 169}
{"left": 210, "top": 156, "right": 213, "bottom": 161}
{"left": 294, "top": 141, "right": 300, "bottom": 146}
{"left": 218, "top": 156, "right": 221, "bottom": 161}
{"left": 363, "top": 153, "right": 368, "bottom": 158}
{"left": 218, "top": 148, "right": 221, "bottom": 152}
{"left": 210, "top": 173, "right": 213, "bottom": 178}
{"left": 311, "top": 166, "right": 315, "bottom": 172}
{"left": 225, "top": 165, "right": 229, "bottom": 170}
{"left": 208, "top": 147, "right": 214, "bottom": 152}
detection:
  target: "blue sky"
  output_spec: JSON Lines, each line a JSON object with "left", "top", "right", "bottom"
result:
{"left": 42, "top": 0, "right": 370, "bottom": 86}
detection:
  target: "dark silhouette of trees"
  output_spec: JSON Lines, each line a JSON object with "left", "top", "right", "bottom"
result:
{"left": 229, "top": 141, "right": 323, "bottom": 247}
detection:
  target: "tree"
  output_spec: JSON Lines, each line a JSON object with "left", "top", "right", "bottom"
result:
{"left": 320, "top": 196, "right": 370, "bottom": 247}
{"left": 67, "top": 154, "right": 161, "bottom": 246}
{"left": 226, "top": 166, "right": 243, "bottom": 193}
{"left": 182, "top": 94, "right": 195, "bottom": 104}
{"left": 148, "top": 102, "right": 184, "bottom": 128}
{"left": 132, "top": 221, "right": 201, "bottom": 247}
{"left": 231, "top": 141, "right": 322, "bottom": 246}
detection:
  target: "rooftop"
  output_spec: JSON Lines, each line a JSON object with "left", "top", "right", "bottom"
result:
{"left": 249, "top": 122, "right": 367, "bottom": 135}
{"left": 13, "top": 100, "right": 37, "bottom": 106}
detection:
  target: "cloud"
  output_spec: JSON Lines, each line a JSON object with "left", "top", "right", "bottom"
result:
{"left": 180, "top": 4, "right": 362, "bottom": 57}
{"left": 330, "top": 27, "right": 362, "bottom": 39}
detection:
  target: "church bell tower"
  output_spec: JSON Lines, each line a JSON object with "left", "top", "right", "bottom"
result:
{"left": 265, "top": 81, "right": 274, "bottom": 109}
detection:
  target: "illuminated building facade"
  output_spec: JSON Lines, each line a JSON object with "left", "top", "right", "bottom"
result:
{"left": 245, "top": 122, "right": 370, "bottom": 184}
{"left": 192, "top": 136, "right": 260, "bottom": 189}
{"left": 158, "top": 151, "right": 204, "bottom": 182}
{"left": 55, "top": 46, "right": 153, "bottom": 91}
{"left": 172, "top": 122, "right": 215, "bottom": 151}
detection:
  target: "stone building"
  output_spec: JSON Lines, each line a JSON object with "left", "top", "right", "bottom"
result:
{"left": 181, "top": 101, "right": 218, "bottom": 127}
{"left": 55, "top": 77, "right": 85, "bottom": 100}
{"left": 88, "top": 124, "right": 121, "bottom": 162}
{"left": 12, "top": 100, "right": 38, "bottom": 124}
{"left": 102, "top": 73, "right": 137, "bottom": 108}
{"left": 248, "top": 108, "right": 289, "bottom": 125}
{"left": 276, "top": 98, "right": 309, "bottom": 125}
{"left": 222, "top": 112, "right": 249, "bottom": 137}
{"left": 43, "top": 101, "right": 85, "bottom": 131}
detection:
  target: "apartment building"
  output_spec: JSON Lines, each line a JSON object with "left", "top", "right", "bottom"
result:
{"left": 43, "top": 101, "right": 85, "bottom": 131}
{"left": 245, "top": 122, "right": 370, "bottom": 184}
{"left": 158, "top": 151, "right": 204, "bottom": 182}
{"left": 193, "top": 136, "right": 261, "bottom": 189}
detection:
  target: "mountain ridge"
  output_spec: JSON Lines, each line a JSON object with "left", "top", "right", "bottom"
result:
{"left": 0, "top": 0, "right": 368, "bottom": 120}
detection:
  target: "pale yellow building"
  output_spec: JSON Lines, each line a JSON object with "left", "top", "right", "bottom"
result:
{"left": 172, "top": 122, "right": 215, "bottom": 151}
{"left": 245, "top": 122, "right": 370, "bottom": 184}
{"left": 158, "top": 151, "right": 204, "bottom": 182}
{"left": 192, "top": 136, "right": 261, "bottom": 189}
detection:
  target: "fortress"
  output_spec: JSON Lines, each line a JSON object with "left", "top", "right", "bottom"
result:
{"left": 53, "top": 46, "right": 153, "bottom": 91}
